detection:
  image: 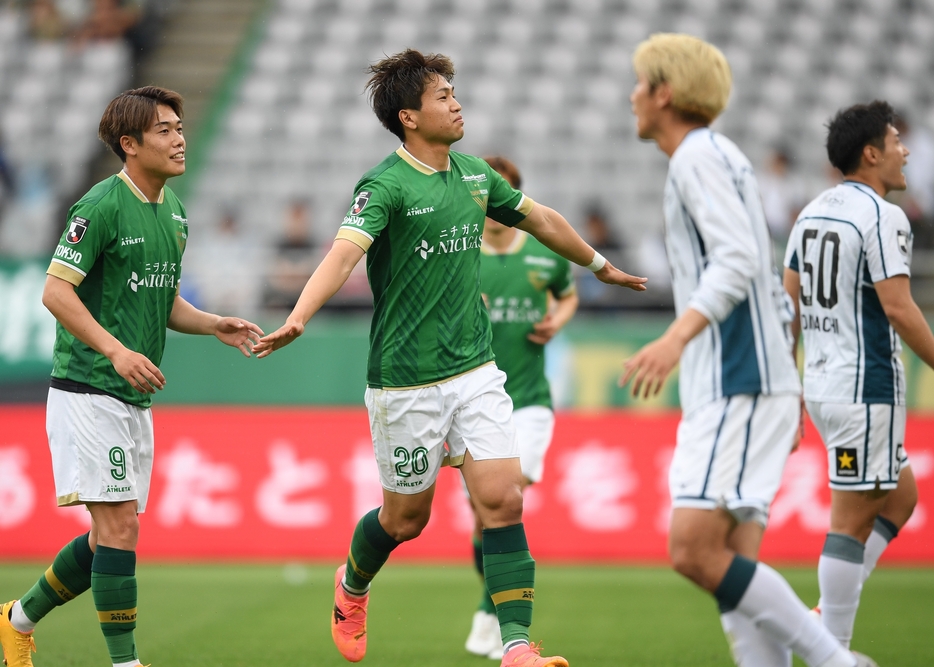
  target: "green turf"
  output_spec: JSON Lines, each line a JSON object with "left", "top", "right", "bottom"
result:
{"left": 1, "top": 563, "right": 931, "bottom": 666}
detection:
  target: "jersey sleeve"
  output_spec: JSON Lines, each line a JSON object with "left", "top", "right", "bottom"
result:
{"left": 335, "top": 179, "right": 394, "bottom": 252}
{"left": 675, "top": 150, "right": 760, "bottom": 324}
{"left": 865, "top": 204, "right": 912, "bottom": 282}
{"left": 485, "top": 168, "right": 535, "bottom": 227}
{"left": 549, "top": 255, "right": 576, "bottom": 297}
{"left": 47, "top": 202, "right": 115, "bottom": 286}
{"left": 783, "top": 221, "right": 801, "bottom": 272}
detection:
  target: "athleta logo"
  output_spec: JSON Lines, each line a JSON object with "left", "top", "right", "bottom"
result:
{"left": 66, "top": 216, "right": 89, "bottom": 244}
{"left": 406, "top": 205, "right": 434, "bottom": 217}
{"left": 121, "top": 236, "right": 145, "bottom": 246}
{"left": 415, "top": 240, "right": 434, "bottom": 260}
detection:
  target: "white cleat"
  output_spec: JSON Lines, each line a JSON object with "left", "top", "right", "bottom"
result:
{"left": 465, "top": 611, "right": 502, "bottom": 659}
{"left": 852, "top": 651, "right": 879, "bottom": 667}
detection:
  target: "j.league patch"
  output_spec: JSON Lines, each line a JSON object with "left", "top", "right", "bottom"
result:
{"left": 66, "top": 216, "right": 89, "bottom": 244}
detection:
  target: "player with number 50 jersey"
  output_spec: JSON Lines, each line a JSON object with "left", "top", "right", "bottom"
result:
{"left": 784, "top": 178, "right": 912, "bottom": 405}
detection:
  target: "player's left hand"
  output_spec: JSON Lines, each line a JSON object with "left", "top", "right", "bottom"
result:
{"left": 594, "top": 262, "right": 647, "bottom": 291}
{"left": 619, "top": 334, "right": 683, "bottom": 399}
{"left": 214, "top": 318, "right": 264, "bottom": 357}
{"left": 527, "top": 313, "right": 561, "bottom": 345}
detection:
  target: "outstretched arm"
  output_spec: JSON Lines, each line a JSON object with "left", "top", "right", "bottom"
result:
{"left": 254, "top": 239, "right": 365, "bottom": 357}
{"left": 876, "top": 275, "right": 934, "bottom": 369}
{"left": 167, "top": 295, "right": 264, "bottom": 358}
{"left": 516, "top": 203, "right": 647, "bottom": 291}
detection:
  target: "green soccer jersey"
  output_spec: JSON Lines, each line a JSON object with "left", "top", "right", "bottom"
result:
{"left": 47, "top": 171, "right": 188, "bottom": 408}
{"left": 480, "top": 232, "right": 574, "bottom": 410}
{"left": 336, "top": 147, "right": 535, "bottom": 389}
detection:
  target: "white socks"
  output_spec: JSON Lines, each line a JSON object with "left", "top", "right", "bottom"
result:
{"left": 734, "top": 562, "right": 852, "bottom": 667}
{"left": 721, "top": 609, "right": 791, "bottom": 667}
{"left": 860, "top": 528, "right": 888, "bottom": 584}
{"left": 9, "top": 600, "right": 35, "bottom": 634}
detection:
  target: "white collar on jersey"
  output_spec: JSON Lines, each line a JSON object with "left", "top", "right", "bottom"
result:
{"left": 117, "top": 169, "right": 165, "bottom": 204}
{"left": 397, "top": 144, "right": 450, "bottom": 174}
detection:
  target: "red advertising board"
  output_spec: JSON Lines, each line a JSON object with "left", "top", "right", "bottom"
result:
{"left": 1, "top": 407, "right": 932, "bottom": 562}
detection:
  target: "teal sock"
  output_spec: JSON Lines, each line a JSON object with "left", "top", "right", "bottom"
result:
{"left": 91, "top": 546, "right": 138, "bottom": 664}
{"left": 473, "top": 536, "right": 496, "bottom": 614}
{"left": 20, "top": 533, "right": 94, "bottom": 623}
{"left": 343, "top": 508, "right": 400, "bottom": 593}
{"left": 483, "top": 524, "right": 534, "bottom": 645}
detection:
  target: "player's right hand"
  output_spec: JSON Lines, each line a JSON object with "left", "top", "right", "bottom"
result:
{"left": 253, "top": 320, "right": 305, "bottom": 358}
{"left": 111, "top": 347, "right": 165, "bottom": 393}
{"left": 595, "top": 262, "right": 648, "bottom": 291}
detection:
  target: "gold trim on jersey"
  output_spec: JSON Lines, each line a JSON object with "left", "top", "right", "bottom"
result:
{"left": 97, "top": 608, "right": 137, "bottom": 624}
{"left": 516, "top": 195, "right": 535, "bottom": 217}
{"left": 378, "top": 361, "right": 495, "bottom": 391}
{"left": 48, "top": 259, "right": 86, "bottom": 286}
{"left": 480, "top": 230, "right": 528, "bottom": 256}
{"left": 441, "top": 453, "right": 466, "bottom": 468}
{"left": 44, "top": 567, "right": 77, "bottom": 602}
{"left": 491, "top": 588, "right": 534, "bottom": 605}
{"left": 558, "top": 284, "right": 577, "bottom": 298}
{"left": 56, "top": 491, "right": 82, "bottom": 507}
{"left": 336, "top": 227, "right": 373, "bottom": 252}
{"left": 117, "top": 170, "right": 165, "bottom": 204}
{"left": 395, "top": 146, "right": 448, "bottom": 175}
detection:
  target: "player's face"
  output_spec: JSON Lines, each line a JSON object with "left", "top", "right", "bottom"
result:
{"left": 132, "top": 104, "right": 185, "bottom": 179}
{"left": 411, "top": 75, "right": 464, "bottom": 145}
{"left": 630, "top": 72, "right": 662, "bottom": 141}
{"left": 878, "top": 124, "right": 910, "bottom": 192}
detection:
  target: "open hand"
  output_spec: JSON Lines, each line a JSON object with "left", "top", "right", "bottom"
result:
{"left": 619, "top": 334, "right": 683, "bottom": 399}
{"left": 111, "top": 347, "right": 165, "bottom": 393}
{"left": 595, "top": 263, "right": 648, "bottom": 291}
{"left": 214, "top": 318, "right": 264, "bottom": 357}
{"left": 253, "top": 320, "right": 305, "bottom": 358}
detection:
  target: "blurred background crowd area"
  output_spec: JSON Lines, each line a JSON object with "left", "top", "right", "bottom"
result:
{"left": 1, "top": 0, "right": 934, "bottom": 318}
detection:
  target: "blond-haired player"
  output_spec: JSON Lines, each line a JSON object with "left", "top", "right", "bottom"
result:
{"left": 621, "top": 34, "right": 875, "bottom": 667}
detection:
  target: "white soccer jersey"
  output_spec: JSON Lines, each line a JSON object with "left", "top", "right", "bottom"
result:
{"left": 664, "top": 129, "right": 801, "bottom": 416}
{"left": 784, "top": 181, "right": 912, "bottom": 404}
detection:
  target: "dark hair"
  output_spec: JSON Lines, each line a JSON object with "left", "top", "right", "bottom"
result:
{"left": 98, "top": 86, "right": 184, "bottom": 162}
{"left": 365, "top": 49, "right": 455, "bottom": 141}
{"left": 483, "top": 155, "right": 521, "bottom": 189}
{"left": 826, "top": 100, "right": 895, "bottom": 175}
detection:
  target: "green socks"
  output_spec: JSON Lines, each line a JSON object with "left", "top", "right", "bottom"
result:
{"left": 91, "top": 546, "right": 138, "bottom": 665}
{"left": 343, "top": 508, "right": 401, "bottom": 593}
{"left": 20, "top": 533, "right": 94, "bottom": 624}
{"left": 473, "top": 535, "right": 496, "bottom": 614}
{"left": 483, "top": 523, "right": 535, "bottom": 645}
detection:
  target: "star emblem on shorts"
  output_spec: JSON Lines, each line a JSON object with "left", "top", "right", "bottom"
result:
{"left": 838, "top": 450, "right": 855, "bottom": 469}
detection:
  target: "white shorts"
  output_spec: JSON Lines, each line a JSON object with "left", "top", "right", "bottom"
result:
{"left": 365, "top": 363, "right": 517, "bottom": 495}
{"left": 806, "top": 401, "right": 909, "bottom": 491}
{"left": 514, "top": 405, "right": 555, "bottom": 484}
{"left": 670, "top": 393, "right": 799, "bottom": 525}
{"left": 47, "top": 388, "right": 154, "bottom": 511}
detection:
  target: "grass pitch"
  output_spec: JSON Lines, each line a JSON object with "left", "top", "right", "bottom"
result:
{"left": 1, "top": 563, "right": 931, "bottom": 666}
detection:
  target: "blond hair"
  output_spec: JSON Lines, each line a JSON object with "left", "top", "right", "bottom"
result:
{"left": 632, "top": 33, "right": 731, "bottom": 124}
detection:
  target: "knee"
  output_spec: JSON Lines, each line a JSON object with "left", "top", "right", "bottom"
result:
{"left": 668, "top": 541, "right": 702, "bottom": 581}
{"left": 382, "top": 507, "right": 431, "bottom": 542}
{"left": 479, "top": 486, "right": 524, "bottom": 526}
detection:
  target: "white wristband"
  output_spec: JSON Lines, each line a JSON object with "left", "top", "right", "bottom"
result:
{"left": 586, "top": 251, "right": 606, "bottom": 272}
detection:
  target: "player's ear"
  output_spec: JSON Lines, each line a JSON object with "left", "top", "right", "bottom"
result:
{"left": 120, "top": 135, "right": 139, "bottom": 158}
{"left": 861, "top": 143, "right": 881, "bottom": 168}
{"left": 653, "top": 81, "right": 674, "bottom": 109}
{"left": 399, "top": 109, "right": 417, "bottom": 132}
